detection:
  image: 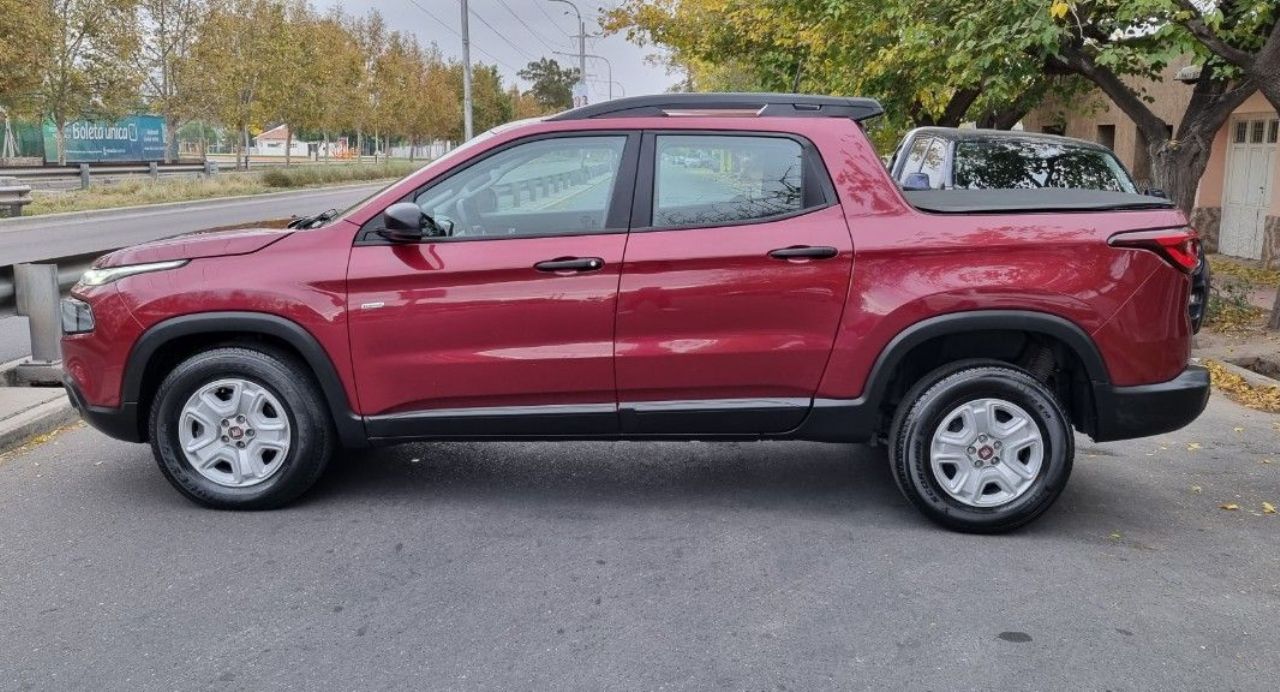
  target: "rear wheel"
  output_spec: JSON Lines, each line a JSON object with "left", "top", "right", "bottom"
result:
{"left": 889, "top": 360, "right": 1073, "bottom": 533}
{"left": 148, "top": 347, "right": 334, "bottom": 509}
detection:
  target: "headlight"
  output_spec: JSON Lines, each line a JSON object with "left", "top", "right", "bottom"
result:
{"left": 79, "top": 260, "right": 188, "bottom": 287}
{"left": 61, "top": 297, "right": 95, "bottom": 334}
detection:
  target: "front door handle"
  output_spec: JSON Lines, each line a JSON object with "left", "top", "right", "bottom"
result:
{"left": 768, "top": 245, "right": 839, "bottom": 260}
{"left": 533, "top": 256, "right": 605, "bottom": 273}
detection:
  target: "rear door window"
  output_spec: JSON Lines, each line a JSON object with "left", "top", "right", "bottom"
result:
{"left": 651, "top": 135, "right": 810, "bottom": 229}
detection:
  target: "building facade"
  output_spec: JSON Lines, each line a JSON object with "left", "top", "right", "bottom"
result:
{"left": 1022, "top": 65, "right": 1279, "bottom": 264}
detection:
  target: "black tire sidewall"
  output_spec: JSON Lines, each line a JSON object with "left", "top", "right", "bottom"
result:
{"left": 149, "top": 348, "right": 333, "bottom": 510}
{"left": 891, "top": 361, "right": 1073, "bottom": 533}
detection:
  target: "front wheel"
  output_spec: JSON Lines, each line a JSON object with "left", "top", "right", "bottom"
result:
{"left": 148, "top": 347, "right": 335, "bottom": 509}
{"left": 889, "top": 360, "right": 1074, "bottom": 533}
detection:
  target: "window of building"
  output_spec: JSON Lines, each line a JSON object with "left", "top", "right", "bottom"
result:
{"left": 1096, "top": 124, "right": 1116, "bottom": 152}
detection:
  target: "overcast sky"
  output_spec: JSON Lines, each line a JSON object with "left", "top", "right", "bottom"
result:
{"left": 318, "top": 0, "right": 676, "bottom": 102}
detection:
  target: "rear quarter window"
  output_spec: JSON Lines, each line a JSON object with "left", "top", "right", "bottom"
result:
{"left": 952, "top": 140, "right": 1136, "bottom": 193}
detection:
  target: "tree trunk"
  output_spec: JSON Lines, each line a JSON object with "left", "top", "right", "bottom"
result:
{"left": 285, "top": 127, "right": 292, "bottom": 167}
{"left": 1269, "top": 286, "right": 1280, "bottom": 330}
{"left": 56, "top": 120, "right": 67, "bottom": 166}
{"left": 1150, "top": 139, "right": 1214, "bottom": 216}
{"left": 913, "top": 88, "right": 982, "bottom": 128}
{"left": 242, "top": 124, "right": 251, "bottom": 171}
{"left": 977, "top": 106, "right": 1030, "bottom": 130}
{"left": 323, "top": 131, "right": 330, "bottom": 164}
{"left": 165, "top": 114, "right": 178, "bottom": 163}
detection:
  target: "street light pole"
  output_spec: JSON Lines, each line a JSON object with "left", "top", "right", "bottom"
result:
{"left": 461, "top": 0, "right": 474, "bottom": 139}
{"left": 548, "top": 0, "right": 586, "bottom": 103}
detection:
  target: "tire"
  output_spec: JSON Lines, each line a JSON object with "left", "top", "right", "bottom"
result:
{"left": 888, "top": 359, "right": 1073, "bottom": 533}
{"left": 148, "top": 346, "right": 335, "bottom": 510}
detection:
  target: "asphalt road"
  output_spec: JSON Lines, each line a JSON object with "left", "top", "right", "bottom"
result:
{"left": 0, "top": 394, "right": 1277, "bottom": 690}
{"left": 0, "top": 183, "right": 387, "bottom": 266}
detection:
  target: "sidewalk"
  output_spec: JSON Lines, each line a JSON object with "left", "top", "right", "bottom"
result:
{"left": 0, "top": 386, "right": 78, "bottom": 454}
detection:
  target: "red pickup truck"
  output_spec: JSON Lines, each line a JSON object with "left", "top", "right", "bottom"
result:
{"left": 61, "top": 94, "right": 1208, "bottom": 532}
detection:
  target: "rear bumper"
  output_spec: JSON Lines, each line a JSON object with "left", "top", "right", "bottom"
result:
{"left": 64, "top": 376, "right": 143, "bottom": 443}
{"left": 1090, "top": 365, "right": 1210, "bottom": 442}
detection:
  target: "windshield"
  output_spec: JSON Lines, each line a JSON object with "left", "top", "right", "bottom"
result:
{"left": 952, "top": 139, "right": 1137, "bottom": 193}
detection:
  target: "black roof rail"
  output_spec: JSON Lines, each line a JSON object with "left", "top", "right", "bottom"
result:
{"left": 547, "top": 93, "right": 884, "bottom": 123}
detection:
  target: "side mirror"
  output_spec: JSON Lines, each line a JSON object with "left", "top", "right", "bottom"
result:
{"left": 379, "top": 202, "right": 427, "bottom": 242}
{"left": 901, "top": 172, "right": 932, "bottom": 191}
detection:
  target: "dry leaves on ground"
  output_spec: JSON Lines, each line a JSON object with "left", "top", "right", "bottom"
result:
{"left": 1203, "top": 359, "right": 1280, "bottom": 413}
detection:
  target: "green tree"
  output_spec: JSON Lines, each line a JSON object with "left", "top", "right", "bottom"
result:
{"left": 185, "top": 0, "right": 290, "bottom": 169}
{"left": 348, "top": 9, "right": 386, "bottom": 157}
{"left": 138, "top": 0, "right": 207, "bottom": 161}
{"left": 606, "top": 0, "right": 1276, "bottom": 215}
{"left": 604, "top": 0, "right": 1054, "bottom": 141}
{"left": 37, "top": 0, "right": 144, "bottom": 165}
{"left": 471, "top": 64, "right": 514, "bottom": 134}
{"left": 308, "top": 9, "right": 364, "bottom": 162}
{"left": 404, "top": 43, "right": 459, "bottom": 159}
{"left": 0, "top": 0, "right": 56, "bottom": 158}
{"left": 0, "top": 0, "right": 56, "bottom": 118}
{"left": 517, "top": 58, "right": 581, "bottom": 111}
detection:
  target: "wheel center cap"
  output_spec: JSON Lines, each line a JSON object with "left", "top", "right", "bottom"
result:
{"left": 977, "top": 445, "right": 994, "bottom": 460}
{"left": 228, "top": 426, "right": 244, "bottom": 440}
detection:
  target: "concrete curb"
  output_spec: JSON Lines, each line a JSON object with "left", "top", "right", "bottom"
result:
{"left": 0, "top": 391, "right": 79, "bottom": 454}
{"left": 1210, "top": 358, "right": 1280, "bottom": 389}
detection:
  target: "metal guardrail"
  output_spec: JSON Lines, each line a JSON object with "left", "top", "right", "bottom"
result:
{"left": 0, "top": 162, "right": 208, "bottom": 180}
{"left": 0, "top": 161, "right": 220, "bottom": 192}
{"left": 491, "top": 163, "right": 612, "bottom": 208}
{"left": 0, "top": 255, "right": 95, "bottom": 305}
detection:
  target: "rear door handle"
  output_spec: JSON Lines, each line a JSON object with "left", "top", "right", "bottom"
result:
{"left": 533, "top": 257, "right": 605, "bottom": 273}
{"left": 767, "top": 245, "right": 839, "bottom": 260}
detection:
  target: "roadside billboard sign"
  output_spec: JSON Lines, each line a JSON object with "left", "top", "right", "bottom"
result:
{"left": 42, "top": 116, "right": 167, "bottom": 163}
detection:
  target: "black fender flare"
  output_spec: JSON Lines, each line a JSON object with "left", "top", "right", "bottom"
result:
{"left": 859, "top": 309, "right": 1110, "bottom": 406}
{"left": 799, "top": 310, "right": 1109, "bottom": 442}
{"left": 123, "top": 311, "right": 367, "bottom": 447}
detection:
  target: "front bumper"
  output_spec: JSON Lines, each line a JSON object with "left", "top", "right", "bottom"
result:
{"left": 1090, "top": 365, "right": 1210, "bottom": 442}
{"left": 64, "top": 376, "right": 144, "bottom": 443}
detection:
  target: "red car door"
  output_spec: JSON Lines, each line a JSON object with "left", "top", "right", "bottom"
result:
{"left": 615, "top": 132, "right": 853, "bottom": 434}
{"left": 347, "top": 133, "right": 639, "bottom": 438}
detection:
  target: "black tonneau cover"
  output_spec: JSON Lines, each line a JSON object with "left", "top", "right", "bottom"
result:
{"left": 905, "top": 189, "right": 1175, "bottom": 214}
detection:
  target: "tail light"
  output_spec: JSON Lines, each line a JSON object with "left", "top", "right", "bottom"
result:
{"left": 1108, "top": 227, "right": 1201, "bottom": 273}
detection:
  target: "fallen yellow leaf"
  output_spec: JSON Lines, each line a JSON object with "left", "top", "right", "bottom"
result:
{"left": 1220, "top": 503, "right": 1240, "bottom": 511}
{"left": 1187, "top": 442, "right": 1202, "bottom": 451}
{"left": 1191, "top": 485, "right": 1202, "bottom": 494}
{"left": 1049, "top": 0, "right": 1071, "bottom": 19}
{"left": 1233, "top": 427, "right": 1245, "bottom": 433}
{"left": 1264, "top": 502, "right": 1276, "bottom": 514}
